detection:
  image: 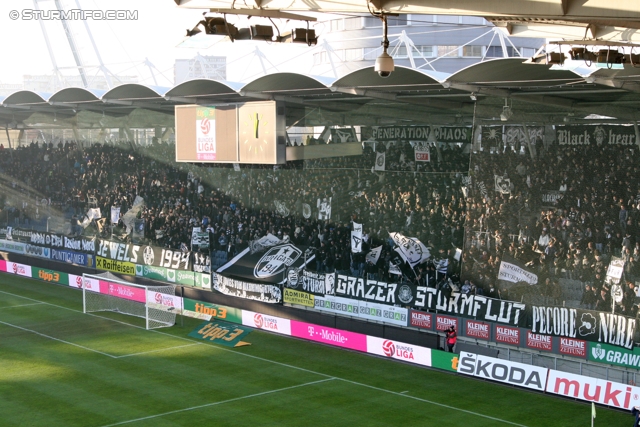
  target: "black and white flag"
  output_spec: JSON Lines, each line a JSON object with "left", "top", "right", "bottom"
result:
{"left": 274, "top": 200, "right": 290, "bottom": 217}
{"left": 351, "top": 222, "right": 363, "bottom": 253}
{"left": 494, "top": 175, "right": 511, "bottom": 194}
{"left": 317, "top": 197, "right": 332, "bottom": 220}
{"left": 366, "top": 246, "right": 382, "bottom": 265}
{"left": 389, "top": 232, "right": 430, "bottom": 267}
{"left": 248, "top": 233, "right": 282, "bottom": 254}
{"left": 375, "top": 152, "right": 386, "bottom": 171}
{"left": 302, "top": 203, "right": 311, "bottom": 219}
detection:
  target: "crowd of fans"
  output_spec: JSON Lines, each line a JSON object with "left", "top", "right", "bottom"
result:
{"left": 1, "top": 132, "right": 639, "bottom": 316}
{"left": 466, "top": 141, "right": 640, "bottom": 316}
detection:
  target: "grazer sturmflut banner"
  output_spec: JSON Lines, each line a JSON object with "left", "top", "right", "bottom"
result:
{"left": 96, "top": 239, "right": 192, "bottom": 271}
{"left": 413, "top": 288, "right": 526, "bottom": 327}
{"left": 216, "top": 243, "right": 314, "bottom": 284}
{"left": 530, "top": 305, "right": 637, "bottom": 349}
{"left": 334, "top": 273, "right": 419, "bottom": 306}
{"left": 212, "top": 273, "right": 282, "bottom": 303}
{"left": 497, "top": 255, "right": 538, "bottom": 285}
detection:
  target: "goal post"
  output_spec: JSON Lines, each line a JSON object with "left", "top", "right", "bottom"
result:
{"left": 82, "top": 272, "right": 178, "bottom": 330}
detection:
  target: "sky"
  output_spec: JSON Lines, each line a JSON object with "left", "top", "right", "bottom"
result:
{"left": 0, "top": 0, "right": 321, "bottom": 87}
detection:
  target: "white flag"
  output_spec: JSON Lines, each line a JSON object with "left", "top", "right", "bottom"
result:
{"left": 494, "top": 175, "right": 511, "bottom": 194}
{"left": 389, "top": 261, "right": 402, "bottom": 276}
{"left": 110, "top": 206, "right": 121, "bottom": 224}
{"left": 351, "top": 222, "right": 363, "bottom": 253}
{"left": 317, "top": 197, "right": 332, "bottom": 220}
{"left": 249, "top": 233, "right": 282, "bottom": 254}
{"left": 366, "top": 246, "right": 382, "bottom": 265}
{"left": 389, "top": 232, "right": 430, "bottom": 267}
{"left": 375, "top": 152, "right": 386, "bottom": 171}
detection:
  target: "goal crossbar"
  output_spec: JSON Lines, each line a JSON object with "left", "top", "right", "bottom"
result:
{"left": 82, "top": 272, "right": 178, "bottom": 330}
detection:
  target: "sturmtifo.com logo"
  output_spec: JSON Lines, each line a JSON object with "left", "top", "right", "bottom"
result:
{"left": 10, "top": 9, "right": 138, "bottom": 21}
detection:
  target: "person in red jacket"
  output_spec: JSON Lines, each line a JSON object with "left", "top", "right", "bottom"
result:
{"left": 445, "top": 326, "right": 457, "bottom": 353}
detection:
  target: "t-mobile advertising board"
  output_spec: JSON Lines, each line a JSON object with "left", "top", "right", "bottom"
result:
{"left": 290, "top": 320, "right": 368, "bottom": 352}
{"left": 98, "top": 280, "right": 146, "bottom": 303}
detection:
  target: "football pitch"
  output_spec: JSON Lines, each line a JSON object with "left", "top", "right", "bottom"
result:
{"left": 0, "top": 275, "right": 629, "bottom": 427}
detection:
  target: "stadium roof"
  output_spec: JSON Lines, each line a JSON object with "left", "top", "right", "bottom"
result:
{"left": 2, "top": 59, "right": 640, "bottom": 130}
{"left": 174, "top": 0, "right": 640, "bottom": 43}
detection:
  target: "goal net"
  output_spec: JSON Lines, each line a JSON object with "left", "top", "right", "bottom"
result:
{"left": 82, "top": 272, "right": 178, "bottom": 329}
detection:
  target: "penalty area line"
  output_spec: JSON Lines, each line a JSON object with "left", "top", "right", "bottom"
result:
{"left": 115, "top": 343, "right": 203, "bottom": 358}
{"left": 99, "top": 377, "right": 337, "bottom": 426}
{"left": 0, "top": 302, "right": 45, "bottom": 309}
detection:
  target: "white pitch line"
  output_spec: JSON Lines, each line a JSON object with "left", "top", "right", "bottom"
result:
{"left": 99, "top": 377, "right": 336, "bottom": 427}
{"left": 0, "top": 302, "right": 45, "bottom": 309}
{"left": 0, "top": 318, "right": 118, "bottom": 358}
{"left": 115, "top": 343, "right": 203, "bottom": 358}
{"left": 337, "top": 377, "right": 529, "bottom": 427}
{"left": 0, "top": 288, "right": 530, "bottom": 427}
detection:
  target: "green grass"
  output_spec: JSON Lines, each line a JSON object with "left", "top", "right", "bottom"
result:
{"left": 0, "top": 274, "right": 630, "bottom": 426}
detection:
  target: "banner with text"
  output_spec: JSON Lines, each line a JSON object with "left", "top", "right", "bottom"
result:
{"left": 531, "top": 305, "right": 636, "bottom": 349}
{"left": 313, "top": 294, "right": 408, "bottom": 327}
{"left": 213, "top": 273, "right": 281, "bottom": 303}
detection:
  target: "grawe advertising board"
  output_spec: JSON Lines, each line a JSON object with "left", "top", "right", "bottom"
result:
{"left": 6, "top": 261, "right": 31, "bottom": 277}
{"left": 313, "top": 294, "right": 408, "bottom": 327}
{"left": 546, "top": 370, "right": 640, "bottom": 409}
{"left": 98, "top": 280, "right": 146, "bottom": 303}
{"left": 183, "top": 299, "right": 242, "bottom": 323}
{"left": 457, "top": 352, "right": 548, "bottom": 391}
{"left": 589, "top": 343, "right": 640, "bottom": 370}
{"left": 366, "top": 336, "right": 432, "bottom": 367}
{"left": 242, "top": 310, "right": 291, "bottom": 336}
{"left": 290, "top": 320, "right": 368, "bottom": 352}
